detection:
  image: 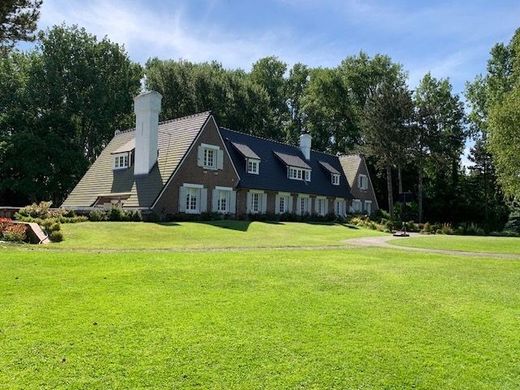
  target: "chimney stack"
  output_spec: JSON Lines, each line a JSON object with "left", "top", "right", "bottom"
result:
{"left": 133, "top": 90, "right": 162, "bottom": 175}
{"left": 299, "top": 131, "right": 312, "bottom": 160}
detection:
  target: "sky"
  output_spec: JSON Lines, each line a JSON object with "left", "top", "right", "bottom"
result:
{"left": 34, "top": 0, "right": 520, "bottom": 162}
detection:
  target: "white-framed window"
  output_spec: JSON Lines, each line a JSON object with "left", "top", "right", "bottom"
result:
{"left": 332, "top": 174, "right": 340, "bottom": 185}
{"left": 279, "top": 196, "right": 286, "bottom": 213}
{"left": 186, "top": 187, "right": 200, "bottom": 213}
{"left": 204, "top": 148, "right": 216, "bottom": 169}
{"left": 297, "top": 195, "right": 310, "bottom": 215}
{"left": 198, "top": 144, "right": 222, "bottom": 170}
{"left": 364, "top": 200, "right": 372, "bottom": 215}
{"left": 352, "top": 199, "right": 362, "bottom": 213}
{"left": 217, "top": 190, "right": 229, "bottom": 212}
{"left": 248, "top": 190, "right": 266, "bottom": 214}
{"left": 335, "top": 199, "right": 345, "bottom": 216}
{"left": 358, "top": 174, "right": 368, "bottom": 190}
{"left": 288, "top": 167, "right": 311, "bottom": 182}
{"left": 247, "top": 159, "right": 260, "bottom": 174}
{"left": 315, "top": 197, "right": 327, "bottom": 216}
{"left": 113, "top": 153, "right": 129, "bottom": 170}
{"left": 251, "top": 192, "right": 260, "bottom": 213}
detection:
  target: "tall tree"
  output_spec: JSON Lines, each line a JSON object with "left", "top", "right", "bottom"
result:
{"left": 413, "top": 73, "right": 466, "bottom": 222}
{"left": 250, "top": 56, "right": 289, "bottom": 140}
{"left": 0, "top": 0, "right": 42, "bottom": 55}
{"left": 285, "top": 63, "right": 310, "bottom": 143}
{"left": 0, "top": 25, "right": 142, "bottom": 205}
{"left": 361, "top": 80, "right": 414, "bottom": 219}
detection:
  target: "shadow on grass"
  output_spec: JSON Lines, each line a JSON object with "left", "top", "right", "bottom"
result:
{"left": 154, "top": 219, "right": 360, "bottom": 232}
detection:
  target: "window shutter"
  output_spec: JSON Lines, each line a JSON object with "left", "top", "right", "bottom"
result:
{"left": 217, "top": 149, "right": 224, "bottom": 170}
{"left": 288, "top": 196, "right": 293, "bottom": 213}
{"left": 229, "top": 191, "right": 236, "bottom": 214}
{"left": 179, "top": 186, "right": 187, "bottom": 212}
{"left": 274, "top": 194, "right": 280, "bottom": 214}
{"left": 324, "top": 199, "right": 328, "bottom": 215}
{"left": 261, "top": 193, "right": 267, "bottom": 213}
{"left": 212, "top": 189, "right": 218, "bottom": 212}
{"left": 197, "top": 146, "right": 203, "bottom": 167}
{"left": 246, "top": 192, "right": 252, "bottom": 214}
{"left": 200, "top": 188, "right": 208, "bottom": 212}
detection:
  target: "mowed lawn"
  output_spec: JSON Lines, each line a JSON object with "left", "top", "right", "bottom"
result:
{"left": 390, "top": 234, "right": 520, "bottom": 254}
{"left": 1, "top": 246, "right": 520, "bottom": 388}
{"left": 56, "top": 221, "right": 384, "bottom": 250}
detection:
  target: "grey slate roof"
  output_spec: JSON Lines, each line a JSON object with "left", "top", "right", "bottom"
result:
{"left": 219, "top": 127, "right": 352, "bottom": 198}
{"left": 319, "top": 161, "right": 340, "bottom": 175}
{"left": 62, "top": 111, "right": 211, "bottom": 208}
{"left": 230, "top": 142, "right": 260, "bottom": 159}
{"left": 274, "top": 151, "right": 311, "bottom": 169}
{"left": 339, "top": 154, "right": 362, "bottom": 187}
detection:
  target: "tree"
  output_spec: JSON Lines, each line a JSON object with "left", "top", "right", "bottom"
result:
{"left": 413, "top": 73, "right": 466, "bottom": 222}
{"left": 0, "top": 0, "right": 42, "bottom": 55}
{"left": 488, "top": 87, "right": 520, "bottom": 198}
{"left": 0, "top": 25, "right": 142, "bottom": 205}
{"left": 285, "top": 63, "right": 310, "bottom": 143}
{"left": 250, "top": 56, "right": 289, "bottom": 140}
{"left": 361, "top": 80, "right": 414, "bottom": 220}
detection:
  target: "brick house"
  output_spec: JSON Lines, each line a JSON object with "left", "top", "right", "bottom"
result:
{"left": 62, "top": 91, "right": 378, "bottom": 218}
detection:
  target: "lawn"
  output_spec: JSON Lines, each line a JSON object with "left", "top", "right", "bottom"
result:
{"left": 55, "top": 221, "right": 384, "bottom": 250}
{"left": 390, "top": 234, "right": 520, "bottom": 255}
{"left": 1, "top": 223, "right": 519, "bottom": 388}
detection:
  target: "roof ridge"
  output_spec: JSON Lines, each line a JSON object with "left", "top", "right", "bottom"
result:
{"left": 114, "top": 111, "right": 212, "bottom": 137}
{"left": 219, "top": 127, "right": 339, "bottom": 157}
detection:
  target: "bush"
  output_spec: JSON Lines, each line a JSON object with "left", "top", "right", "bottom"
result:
{"left": 16, "top": 202, "right": 86, "bottom": 224}
{"left": 50, "top": 222, "right": 61, "bottom": 232}
{"left": 2, "top": 224, "right": 27, "bottom": 242}
{"left": 49, "top": 230, "right": 64, "bottom": 242}
{"left": 420, "top": 222, "right": 432, "bottom": 234}
{"left": 89, "top": 209, "right": 108, "bottom": 221}
{"left": 456, "top": 222, "right": 485, "bottom": 236}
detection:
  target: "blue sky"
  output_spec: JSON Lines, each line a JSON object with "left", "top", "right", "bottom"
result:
{"left": 37, "top": 0, "right": 520, "bottom": 162}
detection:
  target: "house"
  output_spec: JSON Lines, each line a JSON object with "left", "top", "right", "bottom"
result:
{"left": 62, "top": 91, "right": 378, "bottom": 218}
{"left": 339, "top": 154, "right": 379, "bottom": 215}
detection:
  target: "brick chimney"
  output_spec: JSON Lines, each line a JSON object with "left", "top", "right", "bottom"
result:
{"left": 133, "top": 90, "right": 162, "bottom": 175}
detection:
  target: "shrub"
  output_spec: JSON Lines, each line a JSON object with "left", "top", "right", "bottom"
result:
{"left": 49, "top": 230, "right": 64, "bottom": 242}
{"left": 89, "top": 209, "right": 108, "bottom": 221}
{"left": 456, "top": 222, "right": 485, "bottom": 236}
{"left": 420, "top": 222, "right": 432, "bottom": 234}
{"left": 108, "top": 207, "right": 125, "bottom": 221}
{"left": 50, "top": 222, "right": 61, "bottom": 232}
{"left": 2, "top": 224, "right": 27, "bottom": 242}
{"left": 440, "top": 223, "right": 454, "bottom": 235}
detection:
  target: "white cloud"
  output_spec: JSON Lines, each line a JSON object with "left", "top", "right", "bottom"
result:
{"left": 38, "top": 0, "right": 340, "bottom": 69}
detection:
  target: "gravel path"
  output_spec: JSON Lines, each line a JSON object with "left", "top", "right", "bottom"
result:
{"left": 345, "top": 233, "right": 520, "bottom": 260}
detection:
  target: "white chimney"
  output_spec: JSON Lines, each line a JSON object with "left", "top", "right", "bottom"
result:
{"left": 300, "top": 131, "right": 312, "bottom": 160}
{"left": 134, "top": 90, "right": 162, "bottom": 175}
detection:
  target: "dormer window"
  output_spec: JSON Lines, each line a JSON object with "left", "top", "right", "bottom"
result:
{"left": 247, "top": 158, "right": 260, "bottom": 174}
{"left": 203, "top": 148, "right": 216, "bottom": 169}
{"left": 113, "top": 153, "right": 129, "bottom": 170}
{"left": 332, "top": 174, "right": 340, "bottom": 185}
{"left": 288, "top": 166, "right": 311, "bottom": 182}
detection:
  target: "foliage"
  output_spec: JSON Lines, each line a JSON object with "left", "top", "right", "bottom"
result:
{"left": 0, "top": 25, "right": 142, "bottom": 205}
{"left": 88, "top": 207, "right": 142, "bottom": 222}
{"left": 48, "top": 230, "right": 63, "bottom": 242}
{"left": 0, "top": 0, "right": 41, "bottom": 55}
{"left": 15, "top": 202, "right": 87, "bottom": 223}
{"left": 1, "top": 222, "right": 26, "bottom": 241}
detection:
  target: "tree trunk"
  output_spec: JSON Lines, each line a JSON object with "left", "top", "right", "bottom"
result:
{"left": 398, "top": 164, "right": 403, "bottom": 194}
{"left": 418, "top": 166, "right": 423, "bottom": 223}
{"left": 386, "top": 165, "right": 394, "bottom": 220}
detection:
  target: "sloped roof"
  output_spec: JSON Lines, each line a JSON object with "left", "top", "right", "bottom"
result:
{"left": 273, "top": 151, "right": 311, "bottom": 169}
{"left": 62, "top": 112, "right": 211, "bottom": 208}
{"left": 111, "top": 139, "right": 135, "bottom": 154}
{"left": 220, "top": 127, "right": 352, "bottom": 198}
{"left": 231, "top": 142, "right": 260, "bottom": 160}
{"left": 319, "top": 161, "right": 340, "bottom": 175}
{"left": 339, "top": 154, "right": 362, "bottom": 187}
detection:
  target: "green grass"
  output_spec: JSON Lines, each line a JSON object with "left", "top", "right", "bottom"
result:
{"left": 390, "top": 234, "right": 520, "bottom": 254}
{"left": 55, "top": 221, "right": 384, "bottom": 250}
{"left": 1, "top": 247, "right": 519, "bottom": 388}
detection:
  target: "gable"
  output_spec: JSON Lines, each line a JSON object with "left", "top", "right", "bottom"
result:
{"left": 62, "top": 112, "right": 211, "bottom": 209}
